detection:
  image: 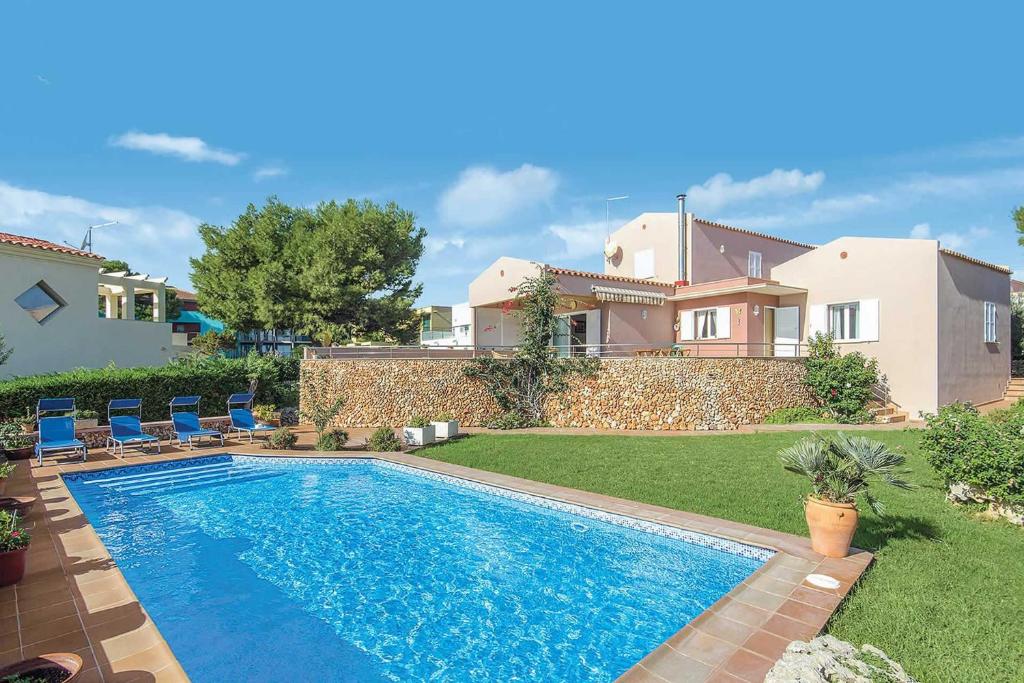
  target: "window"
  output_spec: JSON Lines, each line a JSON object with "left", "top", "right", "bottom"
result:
{"left": 748, "top": 251, "right": 762, "bottom": 278}
{"left": 984, "top": 302, "right": 998, "bottom": 343}
{"left": 634, "top": 249, "right": 655, "bottom": 279}
{"left": 695, "top": 308, "right": 718, "bottom": 339}
{"left": 15, "top": 281, "right": 65, "bottom": 323}
{"left": 828, "top": 302, "right": 860, "bottom": 341}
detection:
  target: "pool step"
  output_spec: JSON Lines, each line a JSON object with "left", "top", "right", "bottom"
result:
{"left": 84, "top": 460, "right": 282, "bottom": 495}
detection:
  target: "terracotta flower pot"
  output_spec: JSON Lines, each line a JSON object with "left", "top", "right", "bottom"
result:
{"left": 4, "top": 445, "right": 34, "bottom": 461}
{"left": 804, "top": 497, "right": 859, "bottom": 558}
{"left": 0, "top": 652, "right": 83, "bottom": 682}
{"left": 0, "top": 477, "right": 6, "bottom": 497}
{"left": 0, "top": 546, "right": 28, "bottom": 586}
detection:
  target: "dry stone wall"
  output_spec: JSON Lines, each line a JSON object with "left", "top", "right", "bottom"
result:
{"left": 301, "top": 357, "right": 815, "bottom": 431}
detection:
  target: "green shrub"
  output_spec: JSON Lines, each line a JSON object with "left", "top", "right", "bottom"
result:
{"left": 367, "top": 427, "right": 401, "bottom": 452}
{"left": 0, "top": 353, "right": 297, "bottom": 423}
{"left": 263, "top": 427, "right": 297, "bottom": 450}
{"left": 316, "top": 429, "right": 349, "bottom": 451}
{"left": 435, "top": 412, "right": 454, "bottom": 422}
{"left": 803, "top": 333, "right": 879, "bottom": 424}
{"left": 407, "top": 415, "right": 431, "bottom": 428}
{"left": 920, "top": 402, "right": 1024, "bottom": 505}
{"left": 487, "top": 411, "right": 539, "bottom": 430}
{"left": 763, "top": 406, "right": 832, "bottom": 424}
{"left": 0, "top": 423, "right": 32, "bottom": 451}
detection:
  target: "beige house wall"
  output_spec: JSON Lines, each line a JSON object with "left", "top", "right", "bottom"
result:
{"left": 689, "top": 220, "right": 813, "bottom": 284}
{"left": 937, "top": 252, "right": 1011, "bottom": 407}
{"left": 604, "top": 213, "right": 679, "bottom": 282}
{"left": 772, "top": 237, "right": 941, "bottom": 416}
{"left": 0, "top": 246, "right": 173, "bottom": 378}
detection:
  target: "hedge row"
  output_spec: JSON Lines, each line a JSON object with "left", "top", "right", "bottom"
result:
{"left": 0, "top": 355, "right": 299, "bottom": 424}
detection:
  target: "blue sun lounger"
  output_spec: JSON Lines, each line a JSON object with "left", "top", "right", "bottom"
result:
{"left": 106, "top": 399, "right": 160, "bottom": 457}
{"left": 170, "top": 396, "right": 224, "bottom": 450}
{"left": 35, "top": 398, "right": 88, "bottom": 466}
{"left": 227, "top": 393, "right": 275, "bottom": 443}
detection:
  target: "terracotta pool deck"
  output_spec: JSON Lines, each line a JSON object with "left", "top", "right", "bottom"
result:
{"left": 4, "top": 426, "right": 872, "bottom": 682}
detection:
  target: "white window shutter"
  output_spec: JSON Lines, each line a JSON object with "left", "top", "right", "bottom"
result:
{"left": 680, "top": 310, "right": 695, "bottom": 341}
{"left": 808, "top": 304, "right": 827, "bottom": 337}
{"left": 859, "top": 299, "right": 879, "bottom": 341}
{"left": 634, "top": 249, "right": 655, "bottom": 279}
{"left": 585, "top": 309, "right": 602, "bottom": 346}
{"left": 716, "top": 306, "right": 731, "bottom": 339}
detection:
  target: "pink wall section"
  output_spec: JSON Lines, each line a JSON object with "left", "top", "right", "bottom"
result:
{"left": 674, "top": 292, "right": 784, "bottom": 355}
{"left": 689, "top": 221, "right": 812, "bottom": 284}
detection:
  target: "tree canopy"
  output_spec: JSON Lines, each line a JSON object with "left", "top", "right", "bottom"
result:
{"left": 1015, "top": 205, "right": 1023, "bottom": 247}
{"left": 190, "top": 198, "right": 426, "bottom": 343}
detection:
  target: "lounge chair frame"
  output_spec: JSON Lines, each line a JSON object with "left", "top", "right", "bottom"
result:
{"left": 227, "top": 393, "right": 276, "bottom": 444}
{"left": 35, "top": 398, "right": 88, "bottom": 466}
{"left": 169, "top": 396, "right": 224, "bottom": 450}
{"left": 106, "top": 398, "right": 161, "bottom": 457}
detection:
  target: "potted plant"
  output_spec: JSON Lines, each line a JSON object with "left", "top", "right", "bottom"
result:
{"left": 0, "top": 461, "right": 15, "bottom": 498}
{"left": 0, "top": 652, "right": 83, "bottom": 682}
{"left": 431, "top": 412, "right": 459, "bottom": 440}
{"left": 252, "top": 403, "right": 279, "bottom": 427}
{"left": 780, "top": 433, "right": 913, "bottom": 558}
{"left": 403, "top": 416, "right": 435, "bottom": 446}
{"left": 75, "top": 409, "right": 99, "bottom": 430}
{"left": 0, "top": 510, "right": 31, "bottom": 586}
{"left": 0, "top": 423, "right": 33, "bottom": 462}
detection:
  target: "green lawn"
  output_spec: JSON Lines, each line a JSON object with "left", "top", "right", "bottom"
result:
{"left": 419, "top": 430, "right": 1024, "bottom": 682}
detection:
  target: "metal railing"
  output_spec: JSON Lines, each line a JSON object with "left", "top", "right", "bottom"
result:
{"left": 304, "top": 342, "right": 811, "bottom": 360}
{"left": 420, "top": 330, "right": 457, "bottom": 341}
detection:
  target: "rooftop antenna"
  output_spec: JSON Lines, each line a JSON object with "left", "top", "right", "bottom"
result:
{"left": 605, "top": 195, "right": 629, "bottom": 238}
{"left": 64, "top": 220, "right": 118, "bottom": 253}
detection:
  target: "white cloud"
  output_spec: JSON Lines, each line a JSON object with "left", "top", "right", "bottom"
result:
{"left": 909, "top": 223, "right": 931, "bottom": 238}
{"left": 724, "top": 193, "right": 879, "bottom": 230}
{"left": 110, "top": 131, "right": 244, "bottom": 165}
{"left": 546, "top": 220, "right": 609, "bottom": 260}
{"left": 437, "top": 164, "right": 559, "bottom": 227}
{"left": 686, "top": 169, "right": 825, "bottom": 212}
{"left": 253, "top": 165, "right": 288, "bottom": 181}
{"left": 906, "top": 222, "right": 991, "bottom": 250}
{"left": 424, "top": 235, "right": 466, "bottom": 255}
{"left": 0, "top": 180, "right": 201, "bottom": 286}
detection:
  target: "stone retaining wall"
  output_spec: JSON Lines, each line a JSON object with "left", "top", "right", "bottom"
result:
{"left": 300, "top": 357, "right": 815, "bottom": 431}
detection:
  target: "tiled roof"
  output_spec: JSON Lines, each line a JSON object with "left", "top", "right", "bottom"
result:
{"left": 694, "top": 217, "right": 817, "bottom": 250}
{"left": 939, "top": 248, "right": 1012, "bottom": 275}
{"left": 0, "top": 231, "right": 104, "bottom": 260}
{"left": 545, "top": 265, "right": 675, "bottom": 287}
{"left": 1012, "top": 279, "right": 1024, "bottom": 293}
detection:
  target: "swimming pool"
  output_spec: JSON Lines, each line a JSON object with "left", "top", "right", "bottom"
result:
{"left": 65, "top": 455, "right": 771, "bottom": 682}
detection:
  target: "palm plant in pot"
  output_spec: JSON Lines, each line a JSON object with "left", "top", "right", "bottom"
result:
{"left": 780, "top": 433, "right": 914, "bottom": 558}
{"left": 0, "top": 510, "right": 30, "bottom": 586}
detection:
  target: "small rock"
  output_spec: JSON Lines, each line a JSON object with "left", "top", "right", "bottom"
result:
{"left": 765, "top": 635, "right": 917, "bottom": 683}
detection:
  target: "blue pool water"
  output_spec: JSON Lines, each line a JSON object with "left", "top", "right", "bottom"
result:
{"left": 65, "top": 456, "right": 767, "bottom": 682}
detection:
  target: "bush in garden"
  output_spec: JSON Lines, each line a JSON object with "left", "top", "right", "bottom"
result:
{"left": 803, "top": 333, "right": 879, "bottom": 424}
{"left": 920, "top": 402, "right": 1024, "bottom": 506}
{"left": 263, "top": 427, "right": 298, "bottom": 450}
{"left": 367, "top": 427, "right": 401, "bottom": 452}
{"left": 316, "top": 429, "right": 349, "bottom": 451}
{"left": 764, "top": 406, "right": 832, "bottom": 424}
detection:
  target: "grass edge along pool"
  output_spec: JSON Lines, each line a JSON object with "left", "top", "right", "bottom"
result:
{"left": 64, "top": 455, "right": 774, "bottom": 681}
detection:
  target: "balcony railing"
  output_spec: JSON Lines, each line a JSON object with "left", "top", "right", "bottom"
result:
{"left": 305, "top": 342, "right": 813, "bottom": 360}
{"left": 420, "top": 330, "right": 456, "bottom": 341}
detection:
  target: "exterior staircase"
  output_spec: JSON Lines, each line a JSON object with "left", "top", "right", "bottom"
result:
{"left": 869, "top": 403, "right": 908, "bottom": 425}
{"left": 1004, "top": 377, "right": 1024, "bottom": 404}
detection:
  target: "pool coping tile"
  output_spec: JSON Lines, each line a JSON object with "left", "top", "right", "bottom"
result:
{"left": 12, "top": 437, "right": 872, "bottom": 682}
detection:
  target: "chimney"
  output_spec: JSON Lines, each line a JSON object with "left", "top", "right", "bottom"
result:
{"left": 676, "top": 193, "right": 688, "bottom": 285}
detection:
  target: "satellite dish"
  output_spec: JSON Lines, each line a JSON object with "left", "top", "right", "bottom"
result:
{"left": 603, "top": 239, "right": 620, "bottom": 261}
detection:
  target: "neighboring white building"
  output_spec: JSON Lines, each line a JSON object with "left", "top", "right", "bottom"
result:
{"left": 0, "top": 231, "right": 174, "bottom": 378}
{"left": 419, "top": 302, "right": 473, "bottom": 346}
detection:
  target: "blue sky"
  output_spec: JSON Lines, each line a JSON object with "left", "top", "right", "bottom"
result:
{"left": 3, "top": 1, "right": 1023, "bottom": 306}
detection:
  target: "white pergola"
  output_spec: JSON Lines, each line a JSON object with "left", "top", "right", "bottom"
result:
{"left": 98, "top": 271, "right": 169, "bottom": 323}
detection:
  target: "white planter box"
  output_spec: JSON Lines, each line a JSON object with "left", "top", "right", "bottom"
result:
{"left": 431, "top": 420, "right": 459, "bottom": 439}
{"left": 403, "top": 425, "right": 436, "bottom": 446}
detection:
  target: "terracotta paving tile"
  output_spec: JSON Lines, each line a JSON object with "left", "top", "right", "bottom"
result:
{"left": 742, "top": 630, "right": 793, "bottom": 659}
{"left": 20, "top": 629, "right": 91, "bottom": 659}
{"left": 713, "top": 600, "right": 771, "bottom": 629}
{"left": 730, "top": 587, "right": 787, "bottom": 612}
{"left": 0, "top": 615, "right": 18, "bottom": 637}
{"left": 745, "top": 574, "right": 798, "bottom": 597}
{"left": 0, "top": 648, "right": 24, "bottom": 668}
{"left": 0, "top": 631, "right": 20, "bottom": 654}
{"left": 693, "top": 614, "right": 756, "bottom": 646}
{"left": 776, "top": 598, "right": 833, "bottom": 626}
{"left": 638, "top": 645, "right": 713, "bottom": 682}
{"left": 668, "top": 629, "right": 739, "bottom": 666}
{"left": 789, "top": 585, "right": 843, "bottom": 611}
{"left": 704, "top": 670, "right": 745, "bottom": 682}
{"left": 105, "top": 641, "right": 178, "bottom": 677}
{"left": 616, "top": 664, "right": 666, "bottom": 682}
{"left": 18, "top": 613, "right": 83, "bottom": 646}
{"left": 761, "top": 614, "right": 820, "bottom": 642}
{"left": 721, "top": 648, "right": 776, "bottom": 682}
{"left": 87, "top": 619, "right": 162, "bottom": 662}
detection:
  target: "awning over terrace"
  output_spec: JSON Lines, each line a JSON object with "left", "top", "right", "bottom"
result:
{"left": 591, "top": 285, "right": 667, "bottom": 306}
